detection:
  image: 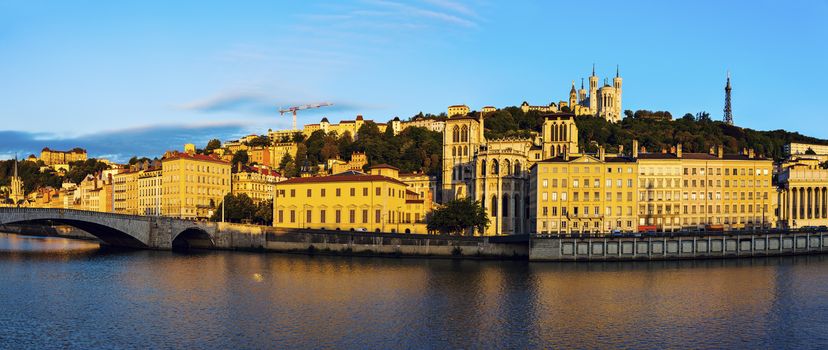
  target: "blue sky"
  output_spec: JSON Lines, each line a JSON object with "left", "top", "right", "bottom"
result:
{"left": 1, "top": 0, "right": 827, "bottom": 161}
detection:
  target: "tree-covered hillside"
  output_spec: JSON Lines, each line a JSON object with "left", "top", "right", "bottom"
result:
{"left": 481, "top": 107, "right": 828, "bottom": 160}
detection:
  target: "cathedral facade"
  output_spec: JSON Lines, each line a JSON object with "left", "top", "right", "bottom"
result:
{"left": 442, "top": 112, "right": 579, "bottom": 235}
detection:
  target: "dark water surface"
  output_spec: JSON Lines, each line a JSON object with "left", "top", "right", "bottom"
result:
{"left": 1, "top": 233, "right": 828, "bottom": 349}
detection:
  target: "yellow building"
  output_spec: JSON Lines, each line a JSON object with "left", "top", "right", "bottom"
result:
{"left": 232, "top": 167, "right": 284, "bottom": 203}
{"left": 636, "top": 144, "right": 775, "bottom": 231}
{"left": 399, "top": 172, "right": 437, "bottom": 212}
{"left": 161, "top": 151, "right": 231, "bottom": 220}
{"left": 302, "top": 115, "right": 388, "bottom": 139}
{"left": 138, "top": 168, "right": 162, "bottom": 216}
{"left": 113, "top": 170, "right": 139, "bottom": 215}
{"left": 330, "top": 152, "right": 367, "bottom": 174}
{"left": 529, "top": 149, "right": 638, "bottom": 234}
{"left": 272, "top": 165, "right": 427, "bottom": 233}
{"left": 39, "top": 147, "right": 87, "bottom": 166}
{"left": 447, "top": 105, "right": 470, "bottom": 117}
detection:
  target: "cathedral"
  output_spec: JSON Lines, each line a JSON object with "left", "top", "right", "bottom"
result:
{"left": 442, "top": 111, "right": 579, "bottom": 235}
{"left": 521, "top": 65, "right": 623, "bottom": 123}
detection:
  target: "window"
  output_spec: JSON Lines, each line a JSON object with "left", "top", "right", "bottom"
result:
{"left": 362, "top": 210, "right": 368, "bottom": 223}
{"left": 376, "top": 187, "right": 381, "bottom": 196}
{"left": 321, "top": 189, "right": 326, "bottom": 197}
{"left": 306, "top": 210, "right": 312, "bottom": 223}
{"left": 336, "top": 188, "right": 341, "bottom": 197}
{"left": 289, "top": 210, "right": 295, "bottom": 223}
{"left": 307, "top": 189, "right": 312, "bottom": 197}
{"left": 375, "top": 210, "right": 381, "bottom": 223}
{"left": 350, "top": 188, "right": 355, "bottom": 196}
{"left": 336, "top": 210, "right": 341, "bottom": 223}
{"left": 349, "top": 210, "right": 355, "bottom": 223}
{"left": 363, "top": 188, "right": 368, "bottom": 196}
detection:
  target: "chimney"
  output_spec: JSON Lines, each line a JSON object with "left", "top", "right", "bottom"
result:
{"left": 677, "top": 143, "right": 683, "bottom": 158}
{"left": 632, "top": 140, "right": 639, "bottom": 158}
{"left": 598, "top": 146, "right": 605, "bottom": 161}
{"left": 718, "top": 145, "right": 724, "bottom": 159}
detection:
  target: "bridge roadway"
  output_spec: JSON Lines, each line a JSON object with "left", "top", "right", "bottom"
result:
{"left": 0, "top": 208, "right": 268, "bottom": 249}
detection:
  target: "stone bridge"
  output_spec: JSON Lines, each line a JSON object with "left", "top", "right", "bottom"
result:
{"left": 0, "top": 208, "right": 268, "bottom": 250}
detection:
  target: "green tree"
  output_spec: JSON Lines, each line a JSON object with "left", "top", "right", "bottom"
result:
{"left": 210, "top": 193, "right": 258, "bottom": 223}
{"left": 204, "top": 139, "right": 222, "bottom": 154}
{"left": 231, "top": 150, "right": 249, "bottom": 169}
{"left": 246, "top": 135, "right": 271, "bottom": 148}
{"left": 426, "top": 198, "right": 489, "bottom": 236}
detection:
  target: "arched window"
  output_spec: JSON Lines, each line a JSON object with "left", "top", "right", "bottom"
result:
{"left": 556, "top": 145, "right": 561, "bottom": 156}
{"left": 514, "top": 161, "right": 521, "bottom": 176}
{"left": 481, "top": 160, "right": 487, "bottom": 177}
{"left": 505, "top": 159, "right": 512, "bottom": 175}
{"left": 491, "top": 159, "right": 499, "bottom": 175}
{"left": 464, "top": 146, "right": 468, "bottom": 156}
{"left": 502, "top": 195, "right": 509, "bottom": 217}
{"left": 552, "top": 123, "right": 557, "bottom": 141}
{"left": 452, "top": 126, "right": 459, "bottom": 143}
{"left": 562, "top": 124, "right": 567, "bottom": 141}
{"left": 491, "top": 195, "right": 498, "bottom": 217}
{"left": 461, "top": 125, "right": 468, "bottom": 142}
{"left": 452, "top": 147, "right": 456, "bottom": 157}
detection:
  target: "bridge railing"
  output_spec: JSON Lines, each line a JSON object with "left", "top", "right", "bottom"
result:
{"left": 0, "top": 207, "right": 159, "bottom": 222}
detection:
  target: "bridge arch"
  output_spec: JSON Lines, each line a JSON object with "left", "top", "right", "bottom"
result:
{"left": 171, "top": 227, "right": 215, "bottom": 251}
{"left": 1, "top": 217, "right": 148, "bottom": 248}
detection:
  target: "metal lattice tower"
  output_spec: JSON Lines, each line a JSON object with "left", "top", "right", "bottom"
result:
{"left": 723, "top": 71, "right": 733, "bottom": 125}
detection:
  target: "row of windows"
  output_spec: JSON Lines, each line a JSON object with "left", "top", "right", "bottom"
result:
{"left": 539, "top": 220, "right": 634, "bottom": 231}
{"left": 276, "top": 209, "right": 420, "bottom": 224}
{"left": 540, "top": 191, "right": 634, "bottom": 202}
{"left": 682, "top": 167, "right": 770, "bottom": 176}
{"left": 539, "top": 166, "right": 634, "bottom": 174}
{"left": 540, "top": 206, "right": 634, "bottom": 217}
{"left": 638, "top": 204, "right": 768, "bottom": 215}
{"left": 542, "top": 178, "right": 635, "bottom": 189}
{"left": 277, "top": 186, "right": 405, "bottom": 199}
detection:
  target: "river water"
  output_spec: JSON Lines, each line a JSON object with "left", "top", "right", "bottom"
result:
{"left": 1, "top": 233, "right": 828, "bottom": 349}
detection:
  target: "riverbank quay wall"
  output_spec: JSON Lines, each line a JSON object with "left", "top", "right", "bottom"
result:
{"left": 530, "top": 231, "right": 828, "bottom": 261}
{"left": 261, "top": 229, "right": 529, "bottom": 258}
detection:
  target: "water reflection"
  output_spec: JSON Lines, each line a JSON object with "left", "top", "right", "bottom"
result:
{"left": 1, "top": 233, "right": 828, "bottom": 349}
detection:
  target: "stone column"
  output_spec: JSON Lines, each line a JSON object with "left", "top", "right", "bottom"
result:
{"left": 793, "top": 188, "right": 798, "bottom": 221}
{"left": 811, "top": 187, "right": 816, "bottom": 219}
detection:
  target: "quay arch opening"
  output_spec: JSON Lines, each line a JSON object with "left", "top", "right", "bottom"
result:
{"left": 172, "top": 228, "right": 214, "bottom": 251}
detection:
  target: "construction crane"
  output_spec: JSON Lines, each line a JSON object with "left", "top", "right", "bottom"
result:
{"left": 279, "top": 102, "right": 334, "bottom": 131}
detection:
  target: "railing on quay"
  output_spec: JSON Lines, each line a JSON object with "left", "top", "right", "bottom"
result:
{"left": 533, "top": 227, "right": 828, "bottom": 240}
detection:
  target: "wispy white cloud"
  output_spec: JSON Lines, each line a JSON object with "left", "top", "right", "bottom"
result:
{"left": 422, "top": 0, "right": 479, "bottom": 19}
{"left": 365, "top": 0, "right": 478, "bottom": 28}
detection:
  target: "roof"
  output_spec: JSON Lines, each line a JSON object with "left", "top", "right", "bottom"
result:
{"left": 448, "top": 104, "right": 468, "bottom": 108}
{"left": 276, "top": 171, "right": 406, "bottom": 186}
{"left": 162, "top": 151, "right": 230, "bottom": 165}
{"left": 370, "top": 164, "right": 399, "bottom": 170}
{"left": 542, "top": 112, "right": 576, "bottom": 119}
{"left": 531, "top": 155, "right": 635, "bottom": 165}
{"left": 356, "top": 115, "right": 364, "bottom": 121}
{"left": 637, "top": 152, "right": 769, "bottom": 161}
{"left": 320, "top": 117, "right": 329, "bottom": 123}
